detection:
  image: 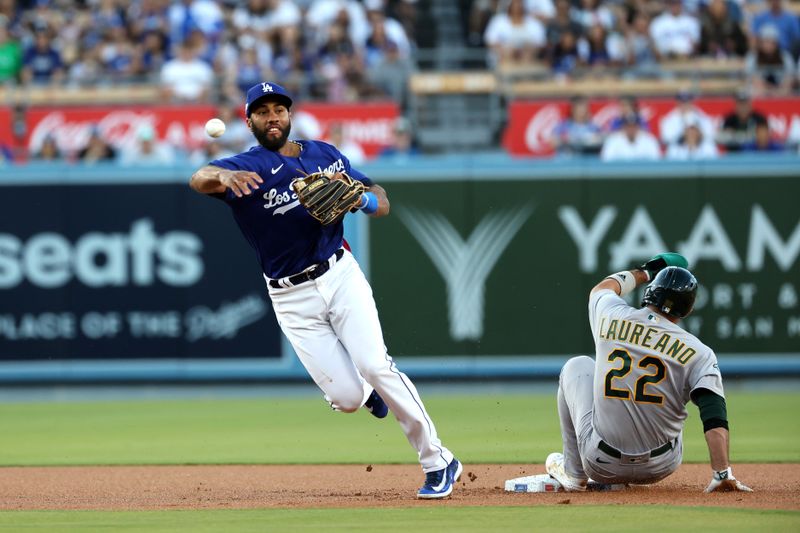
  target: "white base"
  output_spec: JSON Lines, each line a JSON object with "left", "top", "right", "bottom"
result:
{"left": 504, "top": 474, "right": 627, "bottom": 493}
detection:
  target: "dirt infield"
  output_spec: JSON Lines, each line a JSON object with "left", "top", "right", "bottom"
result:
{"left": 0, "top": 464, "right": 797, "bottom": 511}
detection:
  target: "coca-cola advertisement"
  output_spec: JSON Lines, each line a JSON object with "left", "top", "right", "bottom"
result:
{"left": 503, "top": 97, "right": 800, "bottom": 157}
{"left": 0, "top": 107, "right": 12, "bottom": 148}
{"left": 22, "top": 102, "right": 399, "bottom": 160}
{"left": 290, "top": 102, "right": 400, "bottom": 157}
{"left": 25, "top": 105, "right": 217, "bottom": 157}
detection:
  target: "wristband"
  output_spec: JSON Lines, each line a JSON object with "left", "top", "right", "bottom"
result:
{"left": 712, "top": 467, "right": 732, "bottom": 481}
{"left": 606, "top": 271, "right": 636, "bottom": 296}
{"left": 359, "top": 192, "right": 379, "bottom": 214}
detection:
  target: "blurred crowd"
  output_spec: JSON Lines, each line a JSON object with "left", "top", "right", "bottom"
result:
{"left": 5, "top": 0, "right": 799, "bottom": 103}
{"left": 0, "top": 0, "right": 418, "bottom": 104}
{"left": 551, "top": 88, "right": 789, "bottom": 160}
{"left": 471, "top": 0, "right": 800, "bottom": 94}
{"left": 1, "top": 0, "right": 799, "bottom": 164}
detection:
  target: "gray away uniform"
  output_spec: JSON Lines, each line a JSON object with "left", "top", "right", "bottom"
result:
{"left": 557, "top": 289, "right": 724, "bottom": 484}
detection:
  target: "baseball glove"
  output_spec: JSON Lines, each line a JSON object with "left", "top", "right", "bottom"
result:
{"left": 639, "top": 252, "right": 689, "bottom": 281}
{"left": 291, "top": 171, "right": 366, "bottom": 226}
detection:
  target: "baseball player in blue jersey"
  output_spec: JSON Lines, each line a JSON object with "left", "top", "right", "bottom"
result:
{"left": 189, "top": 82, "right": 461, "bottom": 499}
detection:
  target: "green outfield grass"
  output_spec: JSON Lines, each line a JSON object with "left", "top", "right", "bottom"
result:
{"left": 0, "top": 506, "right": 798, "bottom": 533}
{"left": 1, "top": 391, "right": 798, "bottom": 531}
{"left": 0, "top": 391, "right": 797, "bottom": 466}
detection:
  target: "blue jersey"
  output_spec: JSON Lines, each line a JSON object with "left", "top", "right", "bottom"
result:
{"left": 209, "top": 140, "right": 372, "bottom": 279}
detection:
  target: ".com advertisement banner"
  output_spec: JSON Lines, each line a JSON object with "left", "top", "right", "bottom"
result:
{"left": 0, "top": 182, "right": 281, "bottom": 360}
{"left": 369, "top": 175, "right": 800, "bottom": 356}
{"left": 503, "top": 97, "right": 800, "bottom": 157}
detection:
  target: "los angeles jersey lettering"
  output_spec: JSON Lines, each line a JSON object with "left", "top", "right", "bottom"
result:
{"left": 209, "top": 140, "right": 372, "bottom": 279}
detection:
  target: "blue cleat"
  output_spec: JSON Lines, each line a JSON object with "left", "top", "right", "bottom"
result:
{"left": 364, "top": 389, "right": 389, "bottom": 419}
{"left": 417, "top": 458, "right": 463, "bottom": 499}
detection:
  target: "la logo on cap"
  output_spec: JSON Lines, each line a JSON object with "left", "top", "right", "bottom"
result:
{"left": 261, "top": 83, "right": 273, "bottom": 93}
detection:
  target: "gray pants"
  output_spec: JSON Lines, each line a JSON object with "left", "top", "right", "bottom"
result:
{"left": 557, "top": 356, "right": 683, "bottom": 485}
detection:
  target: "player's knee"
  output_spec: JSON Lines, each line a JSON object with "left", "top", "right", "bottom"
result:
{"left": 560, "top": 355, "right": 594, "bottom": 383}
{"left": 355, "top": 362, "right": 388, "bottom": 385}
{"left": 329, "top": 392, "right": 363, "bottom": 413}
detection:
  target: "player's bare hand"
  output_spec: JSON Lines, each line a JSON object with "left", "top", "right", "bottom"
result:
{"left": 220, "top": 171, "right": 263, "bottom": 197}
{"left": 704, "top": 468, "right": 753, "bottom": 493}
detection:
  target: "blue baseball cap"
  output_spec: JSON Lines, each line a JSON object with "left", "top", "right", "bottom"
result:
{"left": 245, "top": 82, "right": 293, "bottom": 117}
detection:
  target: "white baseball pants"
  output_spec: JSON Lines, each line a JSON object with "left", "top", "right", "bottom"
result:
{"left": 267, "top": 249, "right": 454, "bottom": 473}
{"left": 558, "top": 356, "right": 683, "bottom": 484}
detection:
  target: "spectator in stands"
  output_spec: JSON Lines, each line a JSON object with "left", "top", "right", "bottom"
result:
{"left": 316, "top": 19, "right": 365, "bottom": 101}
{"left": 20, "top": 0, "right": 63, "bottom": 37}
{"left": 93, "top": 0, "right": 125, "bottom": 36}
{"left": 67, "top": 43, "right": 103, "bottom": 87}
{"left": 578, "top": 22, "right": 624, "bottom": 70}
{"left": 699, "top": 0, "right": 748, "bottom": 58}
{"left": 326, "top": 121, "right": 366, "bottom": 164}
{"left": 619, "top": 11, "right": 659, "bottom": 77}
{"left": 215, "top": 103, "right": 256, "bottom": 154}
{"left": 649, "top": 0, "right": 700, "bottom": 59}
{"left": 31, "top": 134, "right": 63, "bottom": 161}
{"left": 550, "top": 29, "right": 581, "bottom": 78}
{"left": 572, "top": 0, "right": 615, "bottom": 31}
{"left": 306, "top": 0, "right": 370, "bottom": 51}
{"left": 184, "top": 27, "right": 217, "bottom": 65}
{"left": 364, "top": 8, "right": 409, "bottom": 68}
{"left": 367, "top": 35, "right": 412, "bottom": 106}
{"left": 716, "top": 90, "right": 768, "bottom": 152}
{"left": 546, "top": 0, "right": 584, "bottom": 52}
{"left": 232, "top": 0, "right": 302, "bottom": 48}
{"left": 0, "top": 22, "right": 21, "bottom": 83}
{"left": 665, "top": 121, "right": 719, "bottom": 160}
{"left": 119, "top": 124, "right": 176, "bottom": 166}
{"left": 658, "top": 90, "right": 715, "bottom": 146}
{"left": 127, "top": 0, "right": 170, "bottom": 42}
{"left": 388, "top": 0, "right": 418, "bottom": 45}
{"left": 233, "top": 43, "right": 271, "bottom": 96}
{"left": 746, "top": 24, "right": 795, "bottom": 95}
{"left": 365, "top": 2, "right": 411, "bottom": 60}
{"left": 160, "top": 41, "right": 214, "bottom": 102}
{"left": 526, "top": 0, "right": 556, "bottom": 23}
{"left": 379, "top": 117, "right": 420, "bottom": 159}
{"left": 741, "top": 121, "right": 784, "bottom": 152}
{"left": 20, "top": 28, "right": 64, "bottom": 85}
{"left": 167, "top": 0, "right": 224, "bottom": 48}
{"left": 600, "top": 112, "right": 661, "bottom": 161}
{"left": 0, "top": 1, "right": 20, "bottom": 29}
{"left": 78, "top": 126, "right": 117, "bottom": 164}
{"left": 750, "top": 0, "right": 800, "bottom": 56}
{"left": 100, "top": 25, "right": 138, "bottom": 82}
{"left": 0, "top": 142, "right": 12, "bottom": 164}
{"left": 608, "top": 95, "right": 650, "bottom": 131}
{"left": 137, "top": 30, "right": 169, "bottom": 78}
{"left": 552, "top": 96, "right": 603, "bottom": 154}
{"left": 466, "top": 0, "right": 500, "bottom": 47}
{"left": 484, "top": 0, "right": 547, "bottom": 66}
{"left": 189, "top": 138, "right": 235, "bottom": 166}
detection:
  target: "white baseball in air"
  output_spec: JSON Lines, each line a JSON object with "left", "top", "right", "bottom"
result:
{"left": 205, "top": 118, "right": 226, "bottom": 138}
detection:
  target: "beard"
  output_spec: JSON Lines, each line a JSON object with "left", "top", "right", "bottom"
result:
{"left": 252, "top": 121, "right": 292, "bottom": 151}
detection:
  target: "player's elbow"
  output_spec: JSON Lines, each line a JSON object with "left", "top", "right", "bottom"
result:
{"left": 379, "top": 197, "right": 390, "bottom": 217}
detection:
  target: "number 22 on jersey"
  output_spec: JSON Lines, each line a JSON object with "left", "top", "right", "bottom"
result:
{"left": 604, "top": 349, "right": 667, "bottom": 404}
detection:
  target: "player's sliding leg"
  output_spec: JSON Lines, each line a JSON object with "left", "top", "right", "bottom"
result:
{"left": 547, "top": 355, "right": 595, "bottom": 491}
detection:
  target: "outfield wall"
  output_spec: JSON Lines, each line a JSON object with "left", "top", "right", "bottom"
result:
{"left": 1, "top": 155, "right": 798, "bottom": 382}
